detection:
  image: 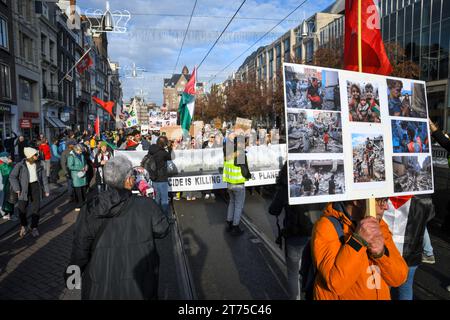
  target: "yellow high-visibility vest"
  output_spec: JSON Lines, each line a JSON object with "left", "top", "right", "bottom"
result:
{"left": 223, "top": 159, "right": 246, "bottom": 184}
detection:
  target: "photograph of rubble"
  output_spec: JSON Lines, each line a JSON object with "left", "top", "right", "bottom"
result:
{"left": 387, "top": 78, "right": 427, "bottom": 118}
{"left": 287, "top": 111, "right": 343, "bottom": 153}
{"left": 289, "top": 159, "right": 345, "bottom": 197}
{"left": 284, "top": 65, "right": 341, "bottom": 111}
{"left": 347, "top": 80, "right": 381, "bottom": 123}
{"left": 393, "top": 155, "right": 432, "bottom": 193}
{"left": 352, "top": 133, "right": 386, "bottom": 183}
{"left": 391, "top": 120, "right": 430, "bottom": 153}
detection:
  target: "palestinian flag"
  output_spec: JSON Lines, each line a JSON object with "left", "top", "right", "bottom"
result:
{"left": 178, "top": 67, "right": 196, "bottom": 134}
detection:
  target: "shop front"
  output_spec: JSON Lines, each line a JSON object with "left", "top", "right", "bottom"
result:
{"left": 21, "top": 112, "right": 40, "bottom": 142}
{"left": 0, "top": 103, "right": 14, "bottom": 141}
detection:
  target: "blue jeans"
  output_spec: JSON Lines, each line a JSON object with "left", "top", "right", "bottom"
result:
{"left": 154, "top": 182, "right": 169, "bottom": 216}
{"left": 285, "top": 236, "right": 309, "bottom": 300}
{"left": 391, "top": 266, "right": 418, "bottom": 300}
{"left": 423, "top": 227, "right": 434, "bottom": 256}
{"left": 226, "top": 183, "right": 246, "bottom": 226}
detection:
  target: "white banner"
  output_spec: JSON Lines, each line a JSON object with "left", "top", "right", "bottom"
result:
{"left": 284, "top": 63, "right": 434, "bottom": 205}
{"left": 114, "top": 144, "right": 286, "bottom": 192}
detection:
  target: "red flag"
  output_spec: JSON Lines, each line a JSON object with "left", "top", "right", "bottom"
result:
{"left": 389, "top": 196, "right": 413, "bottom": 210}
{"left": 92, "top": 96, "right": 115, "bottom": 119}
{"left": 76, "top": 52, "right": 93, "bottom": 74}
{"left": 184, "top": 67, "right": 196, "bottom": 95}
{"left": 344, "top": 0, "right": 392, "bottom": 75}
{"left": 94, "top": 115, "right": 100, "bottom": 137}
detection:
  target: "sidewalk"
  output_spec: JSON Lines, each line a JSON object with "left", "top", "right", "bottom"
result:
{"left": 0, "top": 182, "right": 68, "bottom": 238}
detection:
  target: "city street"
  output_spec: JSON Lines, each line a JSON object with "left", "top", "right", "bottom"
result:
{"left": 0, "top": 0, "right": 449, "bottom": 303}
{"left": 0, "top": 187, "right": 448, "bottom": 300}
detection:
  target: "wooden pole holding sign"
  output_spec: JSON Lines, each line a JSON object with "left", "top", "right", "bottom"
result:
{"left": 357, "top": 0, "right": 376, "bottom": 218}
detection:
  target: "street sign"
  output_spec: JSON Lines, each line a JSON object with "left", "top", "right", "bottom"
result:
{"left": 20, "top": 119, "right": 32, "bottom": 129}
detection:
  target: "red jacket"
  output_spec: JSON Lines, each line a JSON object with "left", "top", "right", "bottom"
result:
{"left": 39, "top": 143, "right": 52, "bottom": 160}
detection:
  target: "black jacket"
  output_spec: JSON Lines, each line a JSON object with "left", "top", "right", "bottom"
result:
{"left": 17, "top": 140, "right": 28, "bottom": 160}
{"left": 4, "top": 132, "right": 17, "bottom": 152}
{"left": 269, "top": 163, "right": 318, "bottom": 238}
{"left": 147, "top": 144, "right": 172, "bottom": 182}
{"left": 432, "top": 130, "right": 450, "bottom": 152}
{"left": 400, "top": 196, "right": 435, "bottom": 266}
{"left": 68, "top": 188, "right": 170, "bottom": 300}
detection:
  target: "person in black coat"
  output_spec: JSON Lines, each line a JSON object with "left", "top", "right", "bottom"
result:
{"left": 146, "top": 136, "right": 173, "bottom": 217}
{"left": 16, "top": 135, "right": 28, "bottom": 161}
{"left": 3, "top": 132, "right": 17, "bottom": 159}
{"left": 66, "top": 156, "right": 170, "bottom": 300}
{"left": 430, "top": 119, "right": 450, "bottom": 152}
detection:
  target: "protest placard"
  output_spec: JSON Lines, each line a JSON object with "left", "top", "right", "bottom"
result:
{"left": 161, "top": 125, "right": 183, "bottom": 141}
{"left": 235, "top": 117, "right": 252, "bottom": 133}
{"left": 284, "top": 62, "right": 433, "bottom": 205}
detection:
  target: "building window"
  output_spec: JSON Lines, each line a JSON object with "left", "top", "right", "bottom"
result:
{"left": 20, "top": 77, "right": 33, "bottom": 101}
{"left": 295, "top": 46, "right": 302, "bottom": 61}
{"left": 0, "top": 63, "right": 11, "bottom": 99}
{"left": 0, "top": 16, "right": 8, "bottom": 50}
{"left": 49, "top": 40, "right": 55, "bottom": 62}
{"left": 41, "top": 33, "right": 46, "bottom": 56}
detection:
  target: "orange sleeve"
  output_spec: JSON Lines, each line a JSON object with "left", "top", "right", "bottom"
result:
{"left": 371, "top": 221, "right": 408, "bottom": 288}
{"left": 312, "top": 218, "right": 368, "bottom": 296}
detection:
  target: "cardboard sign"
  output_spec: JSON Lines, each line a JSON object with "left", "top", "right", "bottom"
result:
{"left": 284, "top": 62, "right": 433, "bottom": 205}
{"left": 189, "top": 121, "right": 204, "bottom": 137}
{"left": 161, "top": 125, "right": 183, "bottom": 141}
{"left": 213, "top": 118, "right": 222, "bottom": 129}
{"left": 235, "top": 117, "right": 252, "bottom": 133}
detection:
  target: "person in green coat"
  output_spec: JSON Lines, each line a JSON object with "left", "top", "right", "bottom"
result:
{"left": 68, "top": 144, "right": 88, "bottom": 211}
{"left": 0, "top": 152, "right": 14, "bottom": 220}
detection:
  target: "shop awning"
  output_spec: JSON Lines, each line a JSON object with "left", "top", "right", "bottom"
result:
{"left": 45, "top": 116, "right": 69, "bottom": 129}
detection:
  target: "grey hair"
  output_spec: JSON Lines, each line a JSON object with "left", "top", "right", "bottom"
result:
{"left": 73, "top": 144, "right": 83, "bottom": 153}
{"left": 103, "top": 156, "right": 133, "bottom": 189}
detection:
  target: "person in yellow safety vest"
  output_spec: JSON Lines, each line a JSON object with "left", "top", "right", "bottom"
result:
{"left": 223, "top": 135, "right": 252, "bottom": 236}
{"left": 90, "top": 137, "right": 97, "bottom": 150}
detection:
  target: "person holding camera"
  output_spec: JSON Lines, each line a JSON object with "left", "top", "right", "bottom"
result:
{"left": 147, "top": 136, "right": 173, "bottom": 218}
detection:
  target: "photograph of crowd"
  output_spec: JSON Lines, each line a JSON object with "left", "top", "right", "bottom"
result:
{"left": 387, "top": 79, "right": 427, "bottom": 118}
{"left": 393, "top": 155, "right": 432, "bottom": 193}
{"left": 347, "top": 81, "right": 381, "bottom": 123}
{"left": 287, "top": 111, "right": 343, "bottom": 153}
{"left": 285, "top": 65, "right": 341, "bottom": 111}
{"left": 352, "top": 133, "right": 386, "bottom": 183}
{"left": 289, "top": 159, "right": 345, "bottom": 197}
{"left": 391, "top": 120, "right": 430, "bottom": 153}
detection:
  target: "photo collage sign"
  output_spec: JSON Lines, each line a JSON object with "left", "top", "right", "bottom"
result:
{"left": 283, "top": 63, "right": 434, "bottom": 205}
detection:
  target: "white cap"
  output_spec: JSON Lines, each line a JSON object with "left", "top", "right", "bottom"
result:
{"left": 24, "top": 147, "right": 38, "bottom": 159}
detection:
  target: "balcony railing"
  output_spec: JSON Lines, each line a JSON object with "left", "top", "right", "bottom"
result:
{"left": 43, "top": 91, "right": 61, "bottom": 101}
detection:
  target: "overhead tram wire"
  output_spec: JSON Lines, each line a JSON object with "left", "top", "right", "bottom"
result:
{"left": 129, "top": 12, "right": 299, "bottom": 23}
{"left": 208, "top": 0, "right": 309, "bottom": 83}
{"left": 172, "top": 0, "right": 198, "bottom": 75}
{"left": 197, "top": 0, "right": 247, "bottom": 70}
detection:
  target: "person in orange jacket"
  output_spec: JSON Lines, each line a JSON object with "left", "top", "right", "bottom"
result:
{"left": 311, "top": 198, "right": 408, "bottom": 300}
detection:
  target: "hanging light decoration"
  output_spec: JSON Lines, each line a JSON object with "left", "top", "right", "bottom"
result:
{"left": 101, "top": 1, "right": 114, "bottom": 32}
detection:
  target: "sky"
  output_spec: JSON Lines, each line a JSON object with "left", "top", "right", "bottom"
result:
{"left": 77, "top": 0, "right": 336, "bottom": 105}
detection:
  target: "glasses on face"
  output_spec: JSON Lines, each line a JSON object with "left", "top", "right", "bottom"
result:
{"left": 376, "top": 198, "right": 389, "bottom": 206}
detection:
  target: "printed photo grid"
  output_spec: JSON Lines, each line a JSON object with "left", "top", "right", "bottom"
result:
{"left": 284, "top": 63, "right": 434, "bottom": 205}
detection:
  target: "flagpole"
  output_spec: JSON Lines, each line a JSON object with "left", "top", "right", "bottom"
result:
{"left": 358, "top": 0, "right": 362, "bottom": 72}
{"left": 57, "top": 47, "right": 93, "bottom": 86}
{"left": 357, "top": 0, "right": 375, "bottom": 217}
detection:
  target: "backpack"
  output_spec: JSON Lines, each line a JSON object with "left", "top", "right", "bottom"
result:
{"left": 299, "top": 216, "right": 344, "bottom": 300}
{"left": 141, "top": 153, "right": 158, "bottom": 181}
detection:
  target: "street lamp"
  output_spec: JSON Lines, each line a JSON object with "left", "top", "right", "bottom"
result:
{"left": 101, "top": 1, "right": 114, "bottom": 32}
